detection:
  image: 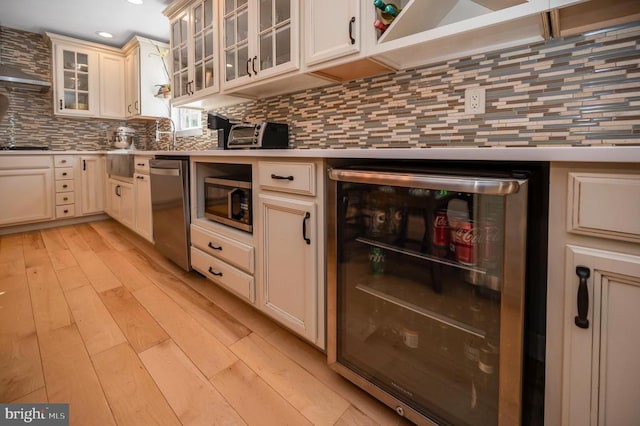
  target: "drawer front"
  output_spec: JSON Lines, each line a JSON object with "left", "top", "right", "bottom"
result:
{"left": 55, "top": 192, "right": 75, "bottom": 205}
{"left": 568, "top": 172, "right": 640, "bottom": 243}
{"left": 54, "top": 167, "right": 74, "bottom": 180}
{"left": 56, "top": 204, "right": 75, "bottom": 218}
{"left": 191, "top": 247, "right": 254, "bottom": 303}
{"left": 54, "top": 155, "right": 75, "bottom": 167}
{"left": 55, "top": 180, "right": 75, "bottom": 192}
{"left": 134, "top": 156, "right": 151, "bottom": 174}
{"left": 191, "top": 225, "right": 254, "bottom": 273}
{"left": 0, "top": 155, "right": 52, "bottom": 170}
{"left": 258, "top": 161, "right": 316, "bottom": 195}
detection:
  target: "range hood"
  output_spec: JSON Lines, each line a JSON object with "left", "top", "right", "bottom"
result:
{"left": 0, "top": 63, "right": 51, "bottom": 93}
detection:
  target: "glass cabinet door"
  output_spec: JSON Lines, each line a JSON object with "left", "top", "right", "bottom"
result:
{"left": 257, "top": 0, "right": 291, "bottom": 72}
{"left": 191, "top": 0, "right": 217, "bottom": 93}
{"left": 223, "top": 0, "right": 250, "bottom": 83}
{"left": 61, "top": 49, "right": 90, "bottom": 112}
{"left": 171, "top": 12, "right": 190, "bottom": 99}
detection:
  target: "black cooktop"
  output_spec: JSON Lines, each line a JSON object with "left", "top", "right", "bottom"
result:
{"left": 0, "top": 145, "right": 50, "bottom": 150}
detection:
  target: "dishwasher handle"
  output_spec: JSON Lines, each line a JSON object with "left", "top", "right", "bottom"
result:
{"left": 150, "top": 167, "right": 181, "bottom": 177}
{"left": 328, "top": 168, "right": 523, "bottom": 196}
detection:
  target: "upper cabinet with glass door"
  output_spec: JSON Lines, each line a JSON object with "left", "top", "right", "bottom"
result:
{"left": 166, "top": 0, "right": 219, "bottom": 105}
{"left": 52, "top": 42, "right": 99, "bottom": 117}
{"left": 222, "top": 0, "right": 300, "bottom": 91}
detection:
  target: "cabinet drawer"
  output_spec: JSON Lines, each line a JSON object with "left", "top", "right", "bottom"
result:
{"left": 568, "top": 172, "right": 640, "bottom": 243}
{"left": 55, "top": 192, "right": 75, "bottom": 205}
{"left": 258, "top": 161, "right": 316, "bottom": 195}
{"left": 55, "top": 179, "right": 75, "bottom": 192}
{"left": 191, "top": 247, "right": 254, "bottom": 303}
{"left": 54, "top": 155, "right": 75, "bottom": 167}
{"left": 191, "top": 225, "right": 254, "bottom": 273}
{"left": 56, "top": 204, "right": 75, "bottom": 218}
{"left": 0, "top": 155, "right": 52, "bottom": 170}
{"left": 134, "top": 156, "right": 151, "bottom": 174}
{"left": 54, "top": 167, "right": 74, "bottom": 180}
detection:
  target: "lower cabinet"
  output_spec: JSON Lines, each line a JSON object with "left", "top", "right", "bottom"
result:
{"left": 79, "top": 155, "right": 104, "bottom": 215}
{"left": 133, "top": 172, "right": 152, "bottom": 242}
{"left": 108, "top": 178, "right": 134, "bottom": 228}
{"left": 0, "top": 159, "right": 54, "bottom": 226}
{"left": 562, "top": 245, "right": 640, "bottom": 426}
{"left": 257, "top": 193, "right": 319, "bottom": 345}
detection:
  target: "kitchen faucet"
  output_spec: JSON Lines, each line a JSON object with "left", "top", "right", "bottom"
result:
{"left": 155, "top": 118, "right": 176, "bottom": 150}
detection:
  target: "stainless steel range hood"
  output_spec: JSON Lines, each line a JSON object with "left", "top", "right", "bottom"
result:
{"left": 0, "top": 63, "right": 51, "bottom": 93}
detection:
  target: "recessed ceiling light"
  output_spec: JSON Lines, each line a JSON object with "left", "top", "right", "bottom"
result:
{"left": 127, "top": 0, "right": 143, "bottom": 4}
{"left": 97, "top": 31, "right": 114, "bottom": 39}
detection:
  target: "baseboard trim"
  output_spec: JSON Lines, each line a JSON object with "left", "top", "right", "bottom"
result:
{"left": 0, "top": 214, "right": 110, "bottom": 235}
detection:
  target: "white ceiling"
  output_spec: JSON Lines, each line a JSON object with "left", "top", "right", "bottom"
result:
{"left": 0, "top": 0, "right": 172, "bottom": 47}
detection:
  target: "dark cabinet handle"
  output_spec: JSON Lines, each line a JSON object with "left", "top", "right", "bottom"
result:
{"left": 252, "top": 56, "right": 257, "bottom": 74}
{"left": 62, "top": 184, "right": 68, "bottom": 189}
{"left": 128, "top": 104, "right": 132, "bottom": 113}
{"left": 137, "top": 163, "right": 145, "bottom": 166}
{"left": 190, "top": 81, "right": 195, "bottom": 95}
{"left": 63, "top": 197, "right": 68, "bottom": 201}
{"left": 63, "top": 209, "right": 69, "bottom": 214}
{"left": 135, "top": 101, "right": 139, "bottom": 111}
{"left": 208, "top": 266, "right": 223, "bottom": 277}
{"left": 246, "top": 58, "right": 252, "bottom": 76}
{"left": 349, "top": 17, "right": 356, "bottom": 45}
{"left": 271, "top": 174, "right": 294, "bottom": 181}
{"left": 115, "top": 185, "right": 121, "bottom": 197}
{"left": 62, "top": 172, "right": 67, "bottom": 176}
{"left": 208, "top": 242, "right": 222, "bottom": 250}
{"left": 136, "top": 176, "right": 144, "bottom": 180}
{"left": 61, "top": 159, "right": 66, "bottom": 164}
{"left": 302, "top": 212, "right": 311, "bottom": 245}
{"left": 59, "top": 99, "right": 63, "bottom": 109}
{"left": 575, "top": 266, "right": 590, "bottom": 329}
{"left": 83, "top": 160, "right": 86, "bottom": 171}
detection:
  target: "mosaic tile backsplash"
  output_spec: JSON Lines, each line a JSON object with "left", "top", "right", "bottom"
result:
{"left": 1, "top": 22, "right": 639, "bottom": 151}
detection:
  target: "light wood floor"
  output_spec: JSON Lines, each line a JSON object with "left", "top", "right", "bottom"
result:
{"left": 0, "top": 219, "right": 408, "bottom": 426}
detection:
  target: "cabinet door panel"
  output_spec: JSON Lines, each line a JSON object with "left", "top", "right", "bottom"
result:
{"left": 305, "top": 0, "right": 360, "bottom": 65}
{"left": 0, "top": 169, "right": 53, "bottom": 225}
{"left": 80, "top": 156, "right": 104, "bottom": 215}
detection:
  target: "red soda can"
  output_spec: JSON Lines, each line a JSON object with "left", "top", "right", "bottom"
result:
{"left": 432, "top": 210, "right": 449, "bottom": 256}
{"left": 455, "top": 220, "right": 477, "bottom": 265}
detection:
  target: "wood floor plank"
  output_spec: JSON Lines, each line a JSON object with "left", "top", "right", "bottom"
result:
{"left": 92, "top": 342, "right": 180, "bottom": 426}
{"left": 133, "top": 285, "right": 238, "bottom": 379}
{"left": 230, "top": 333, "right": 350, "bottom": 425}
{"left": 71, "top": 250, "right": 123, "bottom": 293}
{"left": 211, "top": 360, "right": 312, "bottom": 426}
{"left": 57, "top": 225, "right": 91, "bottom": 253}
{"left": 10, "top": 387, "right": 48, "bottom": 404}
{"left": 89, "top": 220, "right": 135, "bottom": 252}
{"left": 76, "top": 222, "right": 112, "bottom": 253}
{"left": 54, "top": 266, "right": 91, "bottom": 292}
{"left": 38, "top": 324, "right": 116, "bottom": 426}
{"left": 64, "top": 285, "right": 127, "bottom": 355}
{"left": 335, "top": 405, "right": 381, "bottom": 426}
{"left": 140, "top": 340, "right": 246, "bottom": 426}
{"left": 22, "top": 231, "right": 49, "bottom": 268}
{"left": 267, "top": 329, "right": 400, "bottom": 426}
{"left": 99, "top": 249, "right": 155, "bottom": 292}
{"left": 99, "top": 286, "right": 169, "bottom": 353}
{"left": 0, "top": 234, "right": 24, "bottom": 265}
{"left": 41, "top": 228, "right": 77, "bottom": 270}
{"left": 25, "top": 256, "right": 74, "bottom": 334}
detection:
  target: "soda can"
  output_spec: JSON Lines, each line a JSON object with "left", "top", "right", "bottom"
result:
{"left": 432, "top": 209, "right": 449, "bottom": 256}
{"left": 454, "top": 220, "right": 477, "bottom": 265}
{"left": 478, "top": 217, "right": 501, "bottom": 269}
{"left": 369, "top": 247, "right": 385, "bottom": 275}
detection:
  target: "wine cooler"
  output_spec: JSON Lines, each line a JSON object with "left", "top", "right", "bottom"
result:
{"left": 327, "top": 164, "right": 533, "bottom": 426}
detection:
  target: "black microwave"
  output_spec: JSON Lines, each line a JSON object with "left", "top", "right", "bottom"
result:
{"left": 204, "top": 177, "right": 252, "bottom": 232}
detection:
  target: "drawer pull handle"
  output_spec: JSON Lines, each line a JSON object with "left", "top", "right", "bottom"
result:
{"left": 137, "top": 163, "right": 145, "bottom": 166}
{"left": 63, "top": 184, "right": 68, "bottom": 188}
{"left": 349, "top": 16, "right": 356, "bottom": 45}
{"left": 302, "top": 212, "right": 311, "bottom": 245}
{"left": 63, "top": 209, "right": 69, "bottom": 214}
{"left": 61, "top": 159, "right": 66, "bottom": 164}
{"left": 271, "top": 174, "right": 294, "bottom": 181}
{"left": 62, "top": 172, "right": 67, "bottom": 176}
{"left": 208, "top": 242, "right": 222, "bottom": 250}
{"left": 575, "top": 266, "right": 590, "bottom": 329}
{"left": 208, "top": 267, "right": 223, "bottom": 277}
{"left": 63, "top": 197, "right": 68, "bottom": 201}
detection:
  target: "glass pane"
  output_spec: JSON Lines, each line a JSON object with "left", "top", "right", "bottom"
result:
{"left": 238, "top": 0, "right": 247, "bottom": 7}
{"left": 205, "top": 59, "right": 214, "bottom": 88}
{"left": 172, "top": 48, "right": 180, "bottom": 71}
{"left": 225, "top": 16, "right": 235, "bottom": 47}
{"left": 63, "top": 51, "right": 75, "bottom": 70}
{"left": 204, "top": 0, "right": 213, "bottom": 27}
{"left": 181, "top": 17, "right": 188, "bottom": 42}
{"left": 172, "top": 20, "right": 181, "bottom": 45}
{"left": 205, "top": 29, "right": 214, "bottom": 58}
{"left": 275, "top": 26, "right": 290, "bottom": 65}
{"left": 259, "top": 33, "right": 273, "bottom": 71}
{"left": 77, "top": 53, "right": 88, "bottom": 72}
{"left": 194, "top": 4, "right": 203, "bottom": 33}
{"left": 238, "top": 45, "right": 249, "bottom": 78}
{"left": 180, "top": 71, "right": 189, "bottom": 96}
{"left": 77, "top": 74, "right": 88, "bottom": 91}
{"left": 336, "top": 182, "right": 506, "bottom": 425}
{"left": 260, "top": 0, "right": 273, "bottom": 32}
{"left": 225, "top": 0, "right": 234, "bottom": 15}
{"left": 180, "top": 46, "right": 188, "bottom": 70}
{"left": 63, "top": 91, "right": 75, "bottom": 109}
{"left": 77, "top": 93, "right": 89, "bottom": 110}
{"left": 275, "top": 0, "right": 290, "bottom": 24}
{"left": 225, "top": 50, "right": 235, "bottom": 81}
{"left": 194, "top": 34, "right": 203, "bottom": 63}
{"left": 237, "top": 9, "right": 248, "bottom": 43}
{"left": 195, "top": 64, "right": 203, "bottom": 92}
{"left": 173, "top": 73, "right": 181, "bottom": 95}
{"left": 63, "top": 71, "right": 76, "bottom": 90}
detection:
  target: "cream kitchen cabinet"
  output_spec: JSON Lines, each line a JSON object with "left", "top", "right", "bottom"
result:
{"left": 79, "top": 155, "right": 104, "bottom": 216}
{"left": 255, "top": 160, "right": 325, "bottom": 349}
{"left": 164, "top": 0, "right": 220, "bottom": 104}
{"left": 48, "top": 33, "right": 125, "bottom": 119}
{"left": 123, "top": 37, "right": 170, "bottom": 119}
{"left": 546, "top": 163, "right": 640, "bottom": 426}
{"left": 53, "top": 155, "right": 76, "bottom": 218}
{"left": 0, "top": 156, "right": 53, "bottom": 226}
{"left": 107, "top": 178, "right": 134, "bottom": 229}
{"left": 133, "top": 156, "right": 153, "bottom": 242}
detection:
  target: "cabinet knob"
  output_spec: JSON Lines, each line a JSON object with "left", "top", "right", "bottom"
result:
{"left": 63, "top": 184, "right": 68, "bottom": 188}
{"left": 62, "top": 172, "right": 67, "bottom": 176}
{"left": 61, "top": 159, "right": 66, "bottom": 164}
{"left": 63, "top": 209, "right": 69, "bottom": 214}
{"left": 63, "top": 197, "right": 68, "bottom": 201}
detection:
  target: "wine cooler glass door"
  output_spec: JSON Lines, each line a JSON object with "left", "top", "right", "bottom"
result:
{"left": 328, "top": 168, "right": 528, "bottom": 426}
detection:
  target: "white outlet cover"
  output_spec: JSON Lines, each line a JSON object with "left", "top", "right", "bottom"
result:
{"left": 465, "top": 87, "right": 485, "bottom": 114}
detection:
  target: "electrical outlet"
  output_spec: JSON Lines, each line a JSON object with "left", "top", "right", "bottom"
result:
{"left": 465, "top": 87, "right": 485, "bottom": 114}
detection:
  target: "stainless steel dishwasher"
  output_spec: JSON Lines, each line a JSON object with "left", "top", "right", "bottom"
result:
{"left": 149, "top": 156, "right": 190, "bottom": 271}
